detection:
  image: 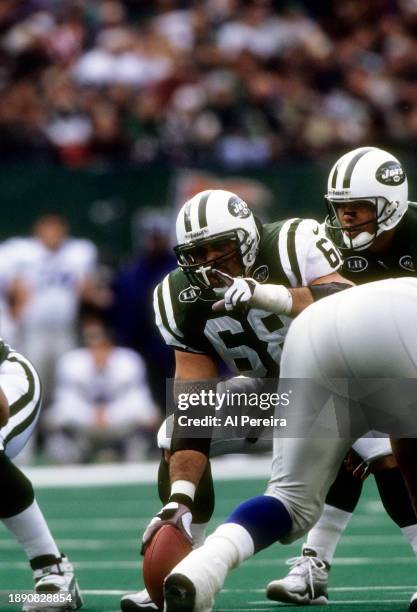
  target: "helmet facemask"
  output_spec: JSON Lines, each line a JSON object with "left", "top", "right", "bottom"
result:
{"left": 325, "top": 196, "right": 400, "bottom": 251}
{"left": 174, "top": 229, "right": 253, "bottom": 291}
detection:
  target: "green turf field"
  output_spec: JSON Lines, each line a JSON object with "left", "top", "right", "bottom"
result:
{"left": 1, "top": 476, "right": 416, "bottom": 611}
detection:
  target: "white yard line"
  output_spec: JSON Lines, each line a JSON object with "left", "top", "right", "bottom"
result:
{"left": 0, "top": 557, "right": 415, "bottom": 570}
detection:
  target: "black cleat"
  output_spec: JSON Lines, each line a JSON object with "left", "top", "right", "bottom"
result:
{"left": 164, "top": 573, "right": 196, "bottom": 612}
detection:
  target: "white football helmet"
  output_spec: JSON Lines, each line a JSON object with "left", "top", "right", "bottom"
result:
{"left": 325, "top": 146, "right": 408, "bottom": 250}
{"left": 175, "top": 189, "right": 260, "bottom": 290}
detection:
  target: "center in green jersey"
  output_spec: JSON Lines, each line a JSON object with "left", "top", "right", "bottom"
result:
{"left": 154, "top": 218, "right": 342, "bottom": 379}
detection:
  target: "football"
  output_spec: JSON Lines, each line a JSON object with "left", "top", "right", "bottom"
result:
{"left": 143, "top": 525, "right": 192, "bottom": 608}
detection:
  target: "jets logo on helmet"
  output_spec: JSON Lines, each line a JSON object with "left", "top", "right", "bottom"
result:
{"left": 376, "top": 161, "right": 406, "bottom": 186}
{"left": 174, "top": 189, "right": 260, "bottom": 291}
{"left": 325, "top": 147, "right": 408, "bottom": 250}
{"left": 228, "top": 196, "right": 251, "bottom": 218}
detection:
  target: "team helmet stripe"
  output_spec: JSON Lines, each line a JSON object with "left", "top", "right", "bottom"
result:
{"left": 197, "top": 191, "right": 211, "bottom": 229}
{"left": 184, "top": 202, "right": 192, "bottom": 232}
{"left": 287, "top": 219, "right": 303, "bottom": 286}
{"left": 342, "top": 147, "right": 374, "bottom": 189}
{"left": 331, "top": 162, "right": 340, "bottom": 188}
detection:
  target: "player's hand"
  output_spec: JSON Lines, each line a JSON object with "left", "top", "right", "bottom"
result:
{"left": 212, "top": 270, "right": 257, "bottom": 312}
{"left": 141, "top": 502, "right": 193, "bottom": 554}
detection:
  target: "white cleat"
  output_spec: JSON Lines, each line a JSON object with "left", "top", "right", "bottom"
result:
{"left": 22, "top": 555, "right": 83, "bottom": 612}
{"left": 120, "top": 589, "right": 159, "bottom": 611}
{"left": 266, "top": 547, "right": 329, "bottom": 606}
{"left": 410, "top": 590, "right": 417, "bottom": 611}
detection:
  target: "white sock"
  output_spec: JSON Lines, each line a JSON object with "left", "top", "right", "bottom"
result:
{"left": 191, "top": 522, "right": 208, "bottom": 548}
{"left": 207, "top": 523, "right": 255, "bottom": 566}
{"left": 171, "top": 522, "right": 254, "bottom": 602}
{"left": 2, "top": 500, "right": 60, "bottom": 562}
{"left": 402, "top": 524, "right": 417, "bottom": 557}
{"left": 304, "top": 504, "right": 352, "bottom": 565}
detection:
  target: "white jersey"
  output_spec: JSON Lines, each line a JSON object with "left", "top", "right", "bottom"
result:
{"left": 3, "top": 237, "right": 97, "bottom": 329}
{"left": 267, "top": 277, "right": 417, "bottom": 542}
{"left": 281, "top": 276, "right": 417, "bottom": 379}
{"left": 49, "top": 347, "right": 158, "bottom": 429}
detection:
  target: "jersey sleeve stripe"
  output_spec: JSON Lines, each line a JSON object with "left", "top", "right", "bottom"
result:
{"left": 3, "top": 355, "right": 41, "bottom": 445}
{"left": 155, "top": 280, "right": 206, "bottom": 354}
{"left": 156, "top": 283, "right": 183, "bottom": 343}
{"left": 157, "top": 282, "right": 183, "bottom": 343}
{"left": 287, "top": 219, "right": 303, "bottom": 285}
{"left": 277, "top": 219, "right": 298, "bottom": 287}
{"left": 162, "top": 276, "right": 184, "bottom": 339}
{"left": 153, "top": 285, "right": 190, "bottom": 351}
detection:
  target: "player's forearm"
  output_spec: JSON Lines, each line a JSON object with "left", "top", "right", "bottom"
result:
{"left": 252, "top": 282, "right": 353, "bottom": 318}
{"left": 289, "top": 282, "right": 354, "bottom": 316}
{"left": 288, "top": 287, "right": 313, "bottom": 316}
{"left": 169, "top": 449, "right": 208, "bottom": 490}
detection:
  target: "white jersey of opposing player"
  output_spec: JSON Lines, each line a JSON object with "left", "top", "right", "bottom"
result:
{"left": 281, "top": 276, "right": 417, "bottom": 379}
{"left": 2, "top": 237, "right": 97, "bottom": 329}
{"left": 48, "top": 347, "right": 158, "bottom": 429}
{"left": 267, "top": 277, "right": 417, "bottom": 543}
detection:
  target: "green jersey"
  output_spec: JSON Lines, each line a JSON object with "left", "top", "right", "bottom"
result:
{"left": 327, "top": 203, "right": 417, "bottom": 284}
{"left": 154, "top": 218, "right": 342, "bottom": 378}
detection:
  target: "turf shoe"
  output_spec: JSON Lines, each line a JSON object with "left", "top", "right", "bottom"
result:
{"left": 410, "top": 591, "right": 417, "bottom": 611}
{"left": 22, "top": 555, "right": 83, "bottom": 611}
{"left": 120, "top": 589, "right": 159, "bottom": 611}
{"left": 266, "top": 547, "right": 329, "bottom": 605}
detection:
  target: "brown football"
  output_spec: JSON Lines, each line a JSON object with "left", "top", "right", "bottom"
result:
{"left": 143, "top": 524, "right": 192, "bottom": 609}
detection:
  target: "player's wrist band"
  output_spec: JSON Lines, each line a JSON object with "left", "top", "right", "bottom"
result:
{"left": 169, "top": 492, "right": 194, "bottom": 511}
{"left": 251, "top": 283, "right": 293, "bottom": 315}
{"left": 171, "top": 480, "right": 196, "bottom": 501}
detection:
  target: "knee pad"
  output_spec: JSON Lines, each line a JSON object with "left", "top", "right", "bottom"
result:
{"left": 0, "top": 451, "right": 34, "bottom": 518}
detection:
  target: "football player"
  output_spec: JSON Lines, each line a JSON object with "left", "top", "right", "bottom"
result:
{"left": 269, "top": 147, "right": 417, "bottom": 610}
{"left": 162, "top": 276, "right": 417, "bottom": 612}
{"left": 0, "top": 340, "right": 82, "bottom": 611}
{"left": 121, "top": 188, "right": 354, "bottom": 611}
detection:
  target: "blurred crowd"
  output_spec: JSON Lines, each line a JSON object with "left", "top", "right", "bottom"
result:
{"left": 1, "top": 0, "right": 417, "bottom": 168}
{"left": 0, "top": 212, "right": 175, "bottom": 463}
